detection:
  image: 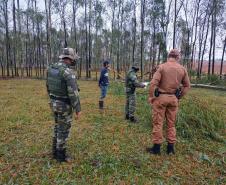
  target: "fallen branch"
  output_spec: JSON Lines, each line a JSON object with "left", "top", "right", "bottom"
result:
{"left": 191, "top": 84, "right": 226, "bottom": 91}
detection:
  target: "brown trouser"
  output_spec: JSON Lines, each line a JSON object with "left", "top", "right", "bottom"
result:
{"left": 152, "top": 95, "right": 178, "bottom": 144}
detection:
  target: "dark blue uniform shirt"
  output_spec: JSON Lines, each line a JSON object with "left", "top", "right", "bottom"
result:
{"left": 99, "top": 67, "right": 109, "bottom": 86}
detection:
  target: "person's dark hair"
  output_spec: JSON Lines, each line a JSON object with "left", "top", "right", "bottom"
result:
{"left": 132, "top": 66, "right": 139, "bottom": 72}
{"left": 103, "top": 60, "right": 110, "bottom": 67}
{"left": 168, "top": 49, "right": 180, "bottom": 59}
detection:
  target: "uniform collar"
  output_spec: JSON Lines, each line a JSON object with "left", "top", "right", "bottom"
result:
{"left": 167, "top": 58, "right": 177, "bottom": 63}
{"left": 58, "top": 61, "right": 70, "bottom": 68}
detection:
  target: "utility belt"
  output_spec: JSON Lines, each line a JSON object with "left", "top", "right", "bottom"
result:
{"left": 50, "top": 95, "right": 70, "bottom": 104}
{"left": 154, "top": 88, "right": 181, "bottom": 99}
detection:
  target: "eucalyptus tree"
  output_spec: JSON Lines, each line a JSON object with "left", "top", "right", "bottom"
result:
{"left": 44, "top": 0, "right": 52, "bottom": 65}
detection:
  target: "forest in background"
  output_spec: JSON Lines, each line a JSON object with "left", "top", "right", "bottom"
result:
{"left": 0, "top": 0, "right": 226, "bottom": 80}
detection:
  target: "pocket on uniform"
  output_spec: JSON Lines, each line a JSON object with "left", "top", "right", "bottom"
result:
{"left": 152, "top": 107, "right": 162, "bottom": 124}
{"left": 52, "top": 100, "right": 70, "bottom": 113}
{"left": 152, "top": 98, "right": 160, "bottom": 106}
{"left": 172, "top": 97, "right": 179, "bottom": 106}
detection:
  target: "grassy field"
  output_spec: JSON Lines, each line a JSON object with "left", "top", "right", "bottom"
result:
{"left": 0, "top": 79, "right": 225, "bottom": 185}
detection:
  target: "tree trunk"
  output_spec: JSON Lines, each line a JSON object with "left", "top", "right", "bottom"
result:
{"left": 85, "top": 0, "right": 89, "bottom": 78}
{"left": 63, "top": 21, "right": 67, "bottom": 48}
{"left": 110, "top": 0, "right": 116, "bottom": 80}
{"left": 152, "top": 20, "right": 156, "bottom": 71}
{"left": 26, "top": 0, "right": 31, "bottom": 77}
{"left": 72, "top": 0, "right": 78, "bottom": 51}
{"left": 4, "top": 0, "right": 10, "bottom": 76}
{"left": 17, "top": 0, "right": 23, "bottom": 77}
{"left": 140, "top": 0, "right": 145, "bottom": 79}
{"left": 190, "top": 0, "right": 200, "bottom": 75}
{"left": 208, "top": 13, "right": 214, "bottom": 76}
{"left": 116, "top": 0, "right": 122, "bottom": 79}
{"left": 132, "top": 0, "right": 137, "bottom": 65}
{"left": 197, "top": 12, "right": 209, "bottom": 78}
{"left": 13, "top": 0, "right": 18, "bottom": 77}
{"left": 173, "top": 0, "right": 177, "bottom": 48}
{"left": 88, "top": 0, "right": 92, "bottom": 78}
{"left": 44, "top": 0, "right": 52, "bottom": 66}
{"left": 220, "top": 37, "right": 226, "bottom": 78}
{"left": 200, "top": 14, "right": 211, "bottom": 77}
{"left": 48, "top": 0, "right": 52, "bottom": 64}
{"left": 212, "top": 2, "right": 217, "bottom": 75}
{"left": 119, "top": 0, "right": 124, "bottom": 77}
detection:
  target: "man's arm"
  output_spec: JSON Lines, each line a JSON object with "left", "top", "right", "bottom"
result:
{"left": 180, "top": 69, "right": 190, "bottom": 98}
{"left": 63, "top": 69, "right": 81, "bottom": 113}
{"left": 131, "top": 74, "right": 145, "bottom": 88}
{"left": 149, "top": 67, "right": 162, "bottom": 103}
{"left": 46, "top": 69, "right": 50, "bottom": 96}
{"left": 98, "top": 69, "right": 104, "bottom": 86}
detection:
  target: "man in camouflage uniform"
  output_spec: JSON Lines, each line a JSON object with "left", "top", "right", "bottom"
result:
{"left": 125, "top": 64, "right": 145, "bottom": 123}
{"left": 46, "top": 48, "right": 81, "bottom": 162}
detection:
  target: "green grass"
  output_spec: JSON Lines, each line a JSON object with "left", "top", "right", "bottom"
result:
{"left": 0, "top": 79, "right": 225, "bottom": 184}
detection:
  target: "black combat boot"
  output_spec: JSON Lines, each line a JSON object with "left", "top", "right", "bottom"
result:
{"left": 129, "top": 116, "right": 139, "bottom": 123}
{"left": 99, "top": 100, "right": 104, "bottom": 109}
{"left": 55, "top": 149, "right": 72, "bottom": 163}
{"left": 167, "top": 143, "right": 175, "bottom": 155}
{"left": 146, "top": 144, "right": 161, "bottom": 155}
{"left": 52, "top": 137, "right": 57, "bottom": 158}
{"left": 125, "top": 114, "right": 130, "bottom": 120}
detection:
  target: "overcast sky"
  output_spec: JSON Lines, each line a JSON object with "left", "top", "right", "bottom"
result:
{"left": 20, "top": 0, "right": 45, "bottom": 10}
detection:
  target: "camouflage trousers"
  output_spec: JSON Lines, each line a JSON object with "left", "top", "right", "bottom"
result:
{"left": 50, "top": 99, "right": 73, "bottom": 150}
{"left": 125, "top": 93, "right": 136, "bottom": 118}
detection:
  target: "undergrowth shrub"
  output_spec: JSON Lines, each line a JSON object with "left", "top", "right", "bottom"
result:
{"left": 177, "top": 96, "right": 225, "bottom": 142}
{"left": 110, "top": 82, "right": 226, "bottom": 143}
{"left": 192, "top": 74, "right": 226, "bottom": 86}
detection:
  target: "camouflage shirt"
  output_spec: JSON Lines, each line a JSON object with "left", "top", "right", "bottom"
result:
{"left": 125, "top": 69, "right": 144, "bottom": 93}
{"left": 46, "top": 62, "right": 81, "bottom": 113}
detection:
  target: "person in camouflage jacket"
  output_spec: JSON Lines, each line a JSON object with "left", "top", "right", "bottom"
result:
{"left": 46, "top": 48, "right": 81, "bottom": 162}
{"left": 125, "top": 64, "right": 145, "bottom": 123}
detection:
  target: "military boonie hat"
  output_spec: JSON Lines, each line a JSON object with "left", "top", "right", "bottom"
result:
{"left": 59, "top": 48, "right": 80, "bottom": 61}
{"left": 168, "top": 49, "right": 181, "bottom": 59}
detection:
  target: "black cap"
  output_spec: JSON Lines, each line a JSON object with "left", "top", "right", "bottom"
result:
{"left": 132, "top": 63, "right": 139, "bottom": 70}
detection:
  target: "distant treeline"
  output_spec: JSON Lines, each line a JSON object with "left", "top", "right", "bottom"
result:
{"left": 0, "top": 0, "right": 226, "bottom": 79}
